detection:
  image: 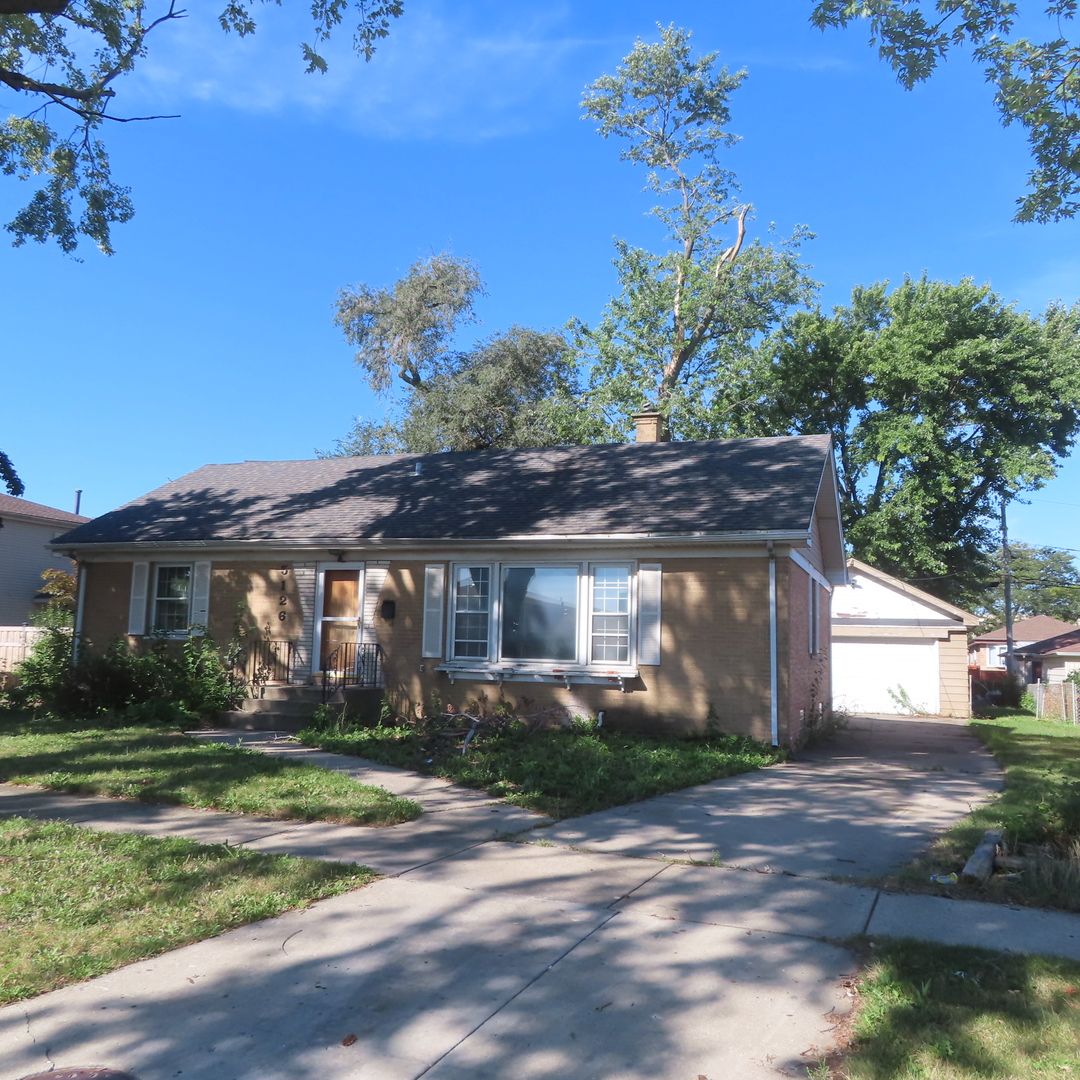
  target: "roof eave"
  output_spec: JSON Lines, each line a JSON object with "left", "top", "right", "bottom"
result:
{"left": 51, "top": 527, "right": 813, "bottom": 557}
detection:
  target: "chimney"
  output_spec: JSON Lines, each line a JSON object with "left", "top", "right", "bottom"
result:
{"left": 632, "top": 410, "right": 667, "bottom": 443}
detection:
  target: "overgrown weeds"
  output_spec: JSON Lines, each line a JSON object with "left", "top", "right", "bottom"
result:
{"left": 5, "top": 622, "right": 246, "bottom": 720}
{"left": 298, "top": 713, "right": 783, "bottom": 819}
{"left": 0, "top": 712, "right": 422, "bottom": 826}
{"left": 0, "top": 816, "right": 374, "bottom": 1006}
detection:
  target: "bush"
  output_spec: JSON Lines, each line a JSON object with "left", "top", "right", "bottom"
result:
{"left": 6, "top": 630, "right": 246, "bottom": 721}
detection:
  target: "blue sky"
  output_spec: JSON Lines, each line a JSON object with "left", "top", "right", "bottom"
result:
{"left": 2, "top": 0, "right": 1077, "bottom": 555}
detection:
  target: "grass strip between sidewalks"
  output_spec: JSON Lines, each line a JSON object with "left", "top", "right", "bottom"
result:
{"left": 298, "top": 720, "right": 783, "bottom": 819}
{"left": 878, "top": 715, "right": 1080, "bottom": 912}
{"left": 0, "top": 815, "right": 375, "bottom": 1006}
{"left": 0, "top": 713, "right": 422, "bottom": 826}
{"left": 817, "top": 938, "right": 1080, "bottom": 1080}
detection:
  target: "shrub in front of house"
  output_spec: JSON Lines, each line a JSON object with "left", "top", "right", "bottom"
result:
{"left": 5, "top": 628, "right": 245, "bottom": 722}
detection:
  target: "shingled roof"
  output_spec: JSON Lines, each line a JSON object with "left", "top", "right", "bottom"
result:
{"left": 0, "top": 493, "right": 90, "bottom": 528}
{"left": 51, "top": 436, "right": 834, "bottom": 547}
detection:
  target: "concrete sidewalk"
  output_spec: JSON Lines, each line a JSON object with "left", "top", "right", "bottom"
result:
{"left": 1, "top": 715, "right": 1077, "bottom": 1080}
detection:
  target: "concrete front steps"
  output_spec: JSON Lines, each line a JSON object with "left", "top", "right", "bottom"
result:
{"left": 220, "top": 684, "right": 384, "bottom": 732}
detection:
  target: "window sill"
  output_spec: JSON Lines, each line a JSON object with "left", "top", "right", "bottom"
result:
{"left": 436, "top": 663, "right": 639, "bottom": 689}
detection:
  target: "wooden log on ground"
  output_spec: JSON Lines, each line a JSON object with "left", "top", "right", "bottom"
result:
{"left": 993, "top": 854, "right": 1029, "bottom": 871}
{"left": 962, "top": 829, "right": 1003, "bottom": 882}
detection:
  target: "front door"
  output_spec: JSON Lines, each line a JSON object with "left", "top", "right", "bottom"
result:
{"left": 317, "top": 566, "right": 364, "bottom": 671}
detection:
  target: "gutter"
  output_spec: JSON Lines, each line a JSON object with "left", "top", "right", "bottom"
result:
{"left": 50, "top": 528, "right": 813, "bottom": 557}
{"left": 72, "top": 559, "right": 86, "bottom": 665}
{"left": 768, "top": 540, "right": 779, "bottom": 747}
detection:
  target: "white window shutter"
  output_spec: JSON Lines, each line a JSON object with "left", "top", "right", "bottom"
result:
{"left": 637, "top": 563, "right": 662, "bottom": 666}
{"left": 189, "top": 561, "right": 212, "bottom": 635}
{"left": 362, "top": 563, "right": 389, "bottom": 643}
{"left": 127, "top": 562, "right": 149, "bottom": 636}
{"left": 422, "top": 564, "right": 445, "bottom": 658}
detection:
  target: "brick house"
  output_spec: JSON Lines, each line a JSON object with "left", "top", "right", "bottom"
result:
{"left": 50, "top": 431, "right": 847, "bottom": 744}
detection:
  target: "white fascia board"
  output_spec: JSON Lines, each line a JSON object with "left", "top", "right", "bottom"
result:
{"left": 789, "top": 548, "right": 834, "bottom": 591}
{"left": 51, "top": 529, "right": 811, "bottom": 559}
{"left": 810, "top": 448, "right": 849, "bottom": 586}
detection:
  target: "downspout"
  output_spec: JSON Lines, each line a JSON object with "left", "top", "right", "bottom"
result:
{"left": 768, "top": 541, "right": 778, "bottom": 747}
{"left": 72, "top": 559, "right": 86, "bottom": 665}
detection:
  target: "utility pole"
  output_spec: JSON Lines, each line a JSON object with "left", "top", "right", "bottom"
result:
{"left": 1001, "top": 496, "right": 1015, "bottom": 679}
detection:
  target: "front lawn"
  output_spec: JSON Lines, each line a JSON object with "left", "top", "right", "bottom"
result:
{"left": 883, "top": 715, "right": 1080, "bottom": 911}
{"left": 817, "top": 939, "right": 1080, "bottom": 1080}
{"left": 0, "top": 816, "right": 374, "bottom": 1005}
{"left": 0, "top": 712, "right": 422, "bottom": 826}
{"left": 298, "top": 718, "right": 783, "bottom": 819}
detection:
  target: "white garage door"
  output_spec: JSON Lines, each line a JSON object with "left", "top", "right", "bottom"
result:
{"left": 832, "top": 638, "right": 940, "bottom": 715}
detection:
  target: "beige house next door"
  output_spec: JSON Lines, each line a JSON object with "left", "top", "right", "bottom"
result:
{"left": 316, "top": 564, "right": 364, "bottom": 672}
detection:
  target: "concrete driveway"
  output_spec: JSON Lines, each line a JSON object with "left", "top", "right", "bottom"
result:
{"left": 0, "top": 714, "right": 1032, "bottom": 1080}
{"left": 541, "top": 715, "right": 1003, "bottom": 876}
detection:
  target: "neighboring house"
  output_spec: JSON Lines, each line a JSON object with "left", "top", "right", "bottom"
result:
{"left": 830, "top": 559, "right": 978, "bottom": 717}
{"left": 969, "top": 615, "right": 1077, "bottom": 684}
{"left": 0, "top": 493, "right": 89, "bottom": 625}
{"left": 1015, "top": 627, "right": 1080, "bottom": 684}
{"left": 50, "top": 430, "right": 847, "bottom": 744}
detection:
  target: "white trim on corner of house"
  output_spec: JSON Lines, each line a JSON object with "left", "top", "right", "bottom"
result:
{"left": 789, "top": 548, "right": 833, "bottom": 591}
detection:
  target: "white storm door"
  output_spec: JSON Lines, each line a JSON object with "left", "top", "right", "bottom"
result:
{"left": 315, "top": 564, "right": 364, "bottom": 671}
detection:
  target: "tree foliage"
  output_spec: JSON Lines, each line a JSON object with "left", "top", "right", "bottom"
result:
{"left": 0, "top": 1, "right": 404, "bottom": 254}
{"left": 752, "top": 275, "right": 1080, "bottom": 604}
{"left": 974, "top": 542, "right": 1080, "bottom": 627}
{"left": 812, "top": 1, "right": 1080, "bottom": 222}
{"left": 0, "top": 448, "right": 22, "bottom": 495}
{"left": 327, "top": 255, "right": 591, "bottom": 455}
{"left": 573, "top": 25, "right": 817, "bottom": 440}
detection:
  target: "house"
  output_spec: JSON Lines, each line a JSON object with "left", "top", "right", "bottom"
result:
{"left": 0, "top": 493, "right": 89, "bottom": 624}
{"left": 1015, "top": 627, "right": 1080, "bottom": 684}
{"left": 969, "top": 615, "right": 1077, "bottom": 684}
{"left": 50, "top": 428, "right": 847, "bottom": 744}
{"left": 830, "top": 559, "right": 978, "bottom": 717}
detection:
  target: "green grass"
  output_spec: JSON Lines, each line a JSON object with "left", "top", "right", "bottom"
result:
{"left": 0, "top": 815, "right": 375, "bottom": 1005}
{"left": 297, "top": 720, "right": 783, "bottom": 819}
{"left": 819, "top": 939, "right": 1080, "bottom": 1079}
{"left": 0, "top": 713, "right": 422, "bottom": 826}
{"left": 883, "top": 715, "right": 1080, "bottom": 912}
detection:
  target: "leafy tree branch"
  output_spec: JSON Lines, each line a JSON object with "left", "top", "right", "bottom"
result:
{"left": 812, "top": 1, "right": 1080, "bottom": 222}
{"left": 1, "top": 1, "right": 405, "bottom": 253}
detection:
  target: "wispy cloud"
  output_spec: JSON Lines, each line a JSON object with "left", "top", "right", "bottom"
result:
{"left": 126, "top": 2, "right": 601, "bottom": 141}
{"left": 1009, "top": 259, "right": 1080, "bottom": 311}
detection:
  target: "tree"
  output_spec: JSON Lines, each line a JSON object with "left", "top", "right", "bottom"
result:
{"left": 973, "top": 542, "right": 1080, "bottom": 628}
{"left": 327, "top": 255, "right": 592, "bottom": 455}
{"left": 572, "top": 25, "right": 817, "bottom": 441}
{"left": 751, "top": 275, "right": 1080, "bottom": 604}
{"left": 0, "top": 448, "right": 22, "bottom": 494}
{"left": 0, "top": 1, "right": 405, "bottom": 254}
{"left": 811, "top": 1, "right": 1080, "bottom": 222}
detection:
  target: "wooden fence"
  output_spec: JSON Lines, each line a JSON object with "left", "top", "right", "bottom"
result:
{"left": 0, "top": 627, "right": 46, "bottom": 673}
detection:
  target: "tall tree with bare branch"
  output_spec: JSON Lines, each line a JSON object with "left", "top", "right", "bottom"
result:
{"left": 572, "top": 25, "right": 817, "bottom": 440}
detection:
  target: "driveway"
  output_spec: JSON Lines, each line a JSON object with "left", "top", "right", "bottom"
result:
{"left": 0, "top": 713, "right": 1053, "bottom": 1080}
{"left": 541, "top": 714, "right": 1003, "bottom": 876}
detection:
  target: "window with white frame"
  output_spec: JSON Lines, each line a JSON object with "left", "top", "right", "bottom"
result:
{"left": 808, "top": 578, "right": 821, "bottom": 655}
{"left": 151, "top": 565, "right": 192, "bottom": 634}
{"left": 447, "top": 562, "right": 640, "bottom": 667}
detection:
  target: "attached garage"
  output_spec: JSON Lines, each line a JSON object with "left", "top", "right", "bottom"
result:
{"left": 831, "top": 559, "right": 978, "bottom": 718}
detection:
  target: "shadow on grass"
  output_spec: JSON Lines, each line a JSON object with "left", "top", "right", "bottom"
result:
{"left": 835, "top": 938, "right": 1080, "bottom": 1080}
{"left": 0, "top": 715, "right": 421, "bottom": 826}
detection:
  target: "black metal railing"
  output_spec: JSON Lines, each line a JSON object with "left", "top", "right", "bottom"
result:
{"left": 322, "top": 642, "right": 385, "bottom": 702}
{"left": 246, "top": 639, "right": 295, "bottom": 693}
